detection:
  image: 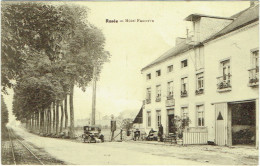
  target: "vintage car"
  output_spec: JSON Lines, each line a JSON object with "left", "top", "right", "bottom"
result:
{"left": 82, "top": 126, "right": 104, "bottom": 143}
{"left": 146, "top": 130, "right": 158, "bottom": 141}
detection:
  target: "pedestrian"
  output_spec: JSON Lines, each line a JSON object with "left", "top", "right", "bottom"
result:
{"left": 134, "top": 129, "right": 140, "bottom": 141}
{"left": 158, "top": 124, "right": 164, "bottom": 142}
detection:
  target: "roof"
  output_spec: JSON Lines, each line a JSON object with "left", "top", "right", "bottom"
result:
{"left": 184, "top": 13, "right": 233, "bottom": 22}
{"left": 203, "top": 4, "right": 259, "bottom": 43}
{"left": 141, "top": 42, "right": 194, "bottom": 71}
{"left": 141, "top": 5, "right": 259, "bottom": 72}
{"left": 133, "top": 107, "right": 143, "bottom": 124}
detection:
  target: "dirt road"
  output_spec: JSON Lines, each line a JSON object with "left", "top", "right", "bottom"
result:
{"left": 9, "top": 126, "right": 258, "bottom": 165}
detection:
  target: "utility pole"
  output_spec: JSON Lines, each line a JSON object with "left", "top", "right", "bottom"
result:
{"left": 91, "top": 65, "right": 97, "bottom": 126}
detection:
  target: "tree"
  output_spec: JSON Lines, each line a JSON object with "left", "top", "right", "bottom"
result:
{"left": 1, "top": 2, "right": 73, "bottom": 93}
{"left": 120, "top": 118, "right": 133, "bottom": 132}
{"left": 1, "top": 95, "right": 9, "bottom": 127}
{"left": 4, "top": 2, "right": 110, "bottom": 138}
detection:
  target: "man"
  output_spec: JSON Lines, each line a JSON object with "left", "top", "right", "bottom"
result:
{"left": 158, "top": 124, "right": 164, "bottom": 142}
{"left": 134, "top": 129, "right": 140, "bottom": 141}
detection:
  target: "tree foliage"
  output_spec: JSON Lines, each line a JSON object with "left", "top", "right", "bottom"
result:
{"left": 2, "top": 2, "right": 110, "bottom": 135}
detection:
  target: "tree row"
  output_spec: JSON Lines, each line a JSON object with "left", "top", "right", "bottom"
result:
{"left": 2, "top": 2, "right": 110, "bottom": 138}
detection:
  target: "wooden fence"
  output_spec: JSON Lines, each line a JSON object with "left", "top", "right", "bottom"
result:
{"left": 183, "top": 127, "right": 208, "bottom": 145}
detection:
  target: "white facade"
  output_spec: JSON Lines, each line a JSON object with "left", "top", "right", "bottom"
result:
{"left": 141, "top": 5, "right": 259, "bottom": 146}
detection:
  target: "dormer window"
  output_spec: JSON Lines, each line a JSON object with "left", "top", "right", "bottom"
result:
{"left": 156, "top": 70, "right": 161, "bottom": 77}
{"left": 146, "top": 73, "right": 151, "bottom": 80}
{"left": 181, "top": 59, "right": 188, "bottom": 68}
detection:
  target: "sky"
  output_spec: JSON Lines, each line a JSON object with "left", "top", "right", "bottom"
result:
{"left": 3, "top": 1, "right": 250, "bottom": 123}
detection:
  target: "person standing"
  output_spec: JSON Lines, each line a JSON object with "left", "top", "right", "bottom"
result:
{"left": 158, "top": 124, "right": 164, "bottom": 142}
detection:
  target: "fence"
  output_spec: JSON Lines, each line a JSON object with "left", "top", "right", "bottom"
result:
{"left": 183, "top": 127, "right": 208, "bottom": 145}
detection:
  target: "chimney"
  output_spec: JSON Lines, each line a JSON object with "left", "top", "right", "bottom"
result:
{"left": 175, "top": 37, "right": 186, "bottom": 46}
{"left": 250, "top": 1, "right": 258, "bottom": 7}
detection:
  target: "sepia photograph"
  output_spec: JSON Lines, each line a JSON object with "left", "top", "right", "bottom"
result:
{"left": 1, "top": 1, "right": 259, "bottom": 165}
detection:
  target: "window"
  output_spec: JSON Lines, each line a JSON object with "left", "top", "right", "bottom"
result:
{"left": 156, "top": 70, "right": 161, "bottom": 77}
{"left": 181, "top": 107, "right": 189, "bottom": 127}
{"left": 167, "top": 65, "right": 173, "bottom": 73}
{"left": 146, "top": 88, "right": 151, "bottom": 104}
{"left": 181, "top": 107, "right": 188, "bottom": 119}
{"left": 156, "top": 85, "right": 161, "bottom": 102}
{"left": 156, "top": 110, "right": 161, "bottom": 128}
{"left": 221, "top": 59, "right": 230, "bottom": 79}
{"left": 196, "top": 73, "right": 204, "bottom": 95}
{"left": 167, "top": 81, "right": 174, "bottom": 98}
{"left": 249, "top": 50, "right": 259, "bottom": 86}
{"left": 181, "top": 77, "right": 188, "bottom": 97}
{"left": 217, "top": 59, "right": 231, "bottom": 90}
{"left": 147, "top": 111, "right": 151, "bottom": 127}
{"left": 252, "top": 50, "right": 259, "bottom": 68}
{"left": 146, "top": 73, "right": 151, "bottom": 80}
{"left": 181, "top": 59, "right": 188, "bottom": 68}
{"left": 197, "top": 105, "right": 204, "bottom": 127}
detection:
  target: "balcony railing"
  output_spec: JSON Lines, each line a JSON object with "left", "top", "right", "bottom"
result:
{"left": 166, "top": 95, "right": 175, "bottom": 107}
{"left": 195, "top": 88, "right": 204, "bottom": 95}
{"left": 155, "top": 96, "right": 161, "bottom": 102}
{"left": 217, "top": 74, "right": 232, "bottom": 92}
{"left": 181, "top": 90, "right": 188, "bottom": 97}
{"left": 146, "top": 99, "right": 151, "bottom": 104}
{"left": 248, "top": 67, "right": 259, "bottom": 87}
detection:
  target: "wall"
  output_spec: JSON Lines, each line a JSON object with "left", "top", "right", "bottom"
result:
{"left": 204, "top": 21, "right": 259, "bottom": 141}
{"left": 142, "top": 21, "right": 259, "bottom": 142}
{"left": 142, "top": 45, "right": 205, "bottom": 135}
{"left": 199, "top": 17, "right": 232, "bottom": 42}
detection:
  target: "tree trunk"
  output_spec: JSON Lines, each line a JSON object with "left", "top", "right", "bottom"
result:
{"left": 49, "top": 105, "right": 52, "bottom": 134}
{"left": 56, "top": 101, "right": 59, "bottom": 135}
{"left": 40, "top": 110, "right": 43, "bottom": 133}
{"left": 60, "top": 100, "right": 64, "bottom": 133}
{"left": 44, "top": 109, "right": 47, "bottom": 134}
{"left": 42, "top": 110, "right": 44, "bottom": 133}
{"left": 64, "top": 95, "right": 68, "bottom": 130}
{"left": 38, "top": 111, "right": 40, "bottom": 133}
{"left": 32, "top": 112, "right": 35, "bottom": 132}
{"left": 33, "top": 111, "right": 36, "bottom": 132}
{"left": 30, "top": 115, "right": 32, "bottom": 130}
{"left": 69, "top": 84, "right": 75, "bottom": 138}
{"left": 53, "top": 101, "right": 56, "bottom": 134}
{"left": 31, "top": 113, "right": 33, "bottom": 131}
{"left": 46, "top": 108, "right": 49, "bottom": 134}
{"left": 26, "top": 118, "right": 28, "bottom": 129}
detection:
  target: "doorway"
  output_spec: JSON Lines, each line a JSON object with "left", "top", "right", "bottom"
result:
{"left": 230, "top": 101, "right": 256, "bottom": 145}
{"left": 167, "top": 109, "right": 175, "bottom": 134}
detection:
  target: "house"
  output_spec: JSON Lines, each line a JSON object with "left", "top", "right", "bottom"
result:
{"left": 141, "top": 2, "right": 259, "bottom": 147}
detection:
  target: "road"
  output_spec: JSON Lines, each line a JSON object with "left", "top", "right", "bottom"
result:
{"left": 10, "top": 126, "right": 203, "bottom": 165}
{"left": 10, "top": 126, "right": 258, "bottom": 165}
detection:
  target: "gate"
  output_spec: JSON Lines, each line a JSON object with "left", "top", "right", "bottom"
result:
{"left": 183, "top": 127, "right": 208, "bottom": 145}
{"left": 215, "top": 103, "right": 228, "bottom": 146}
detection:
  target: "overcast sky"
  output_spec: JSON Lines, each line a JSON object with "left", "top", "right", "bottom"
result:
{"left": 4, "top": 1, "right": 250, "bottom": 123}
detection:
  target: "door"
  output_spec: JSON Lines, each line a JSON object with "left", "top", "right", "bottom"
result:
{"left": 168, "top": 114, "right": 175, "bottom": 134}
{"left": 215, "top": 103, "right": 228, "bottom": 146}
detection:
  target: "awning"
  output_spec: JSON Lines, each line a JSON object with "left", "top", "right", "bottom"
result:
{"left": 133, "top": 107, "right": 143, "bottom": 124}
